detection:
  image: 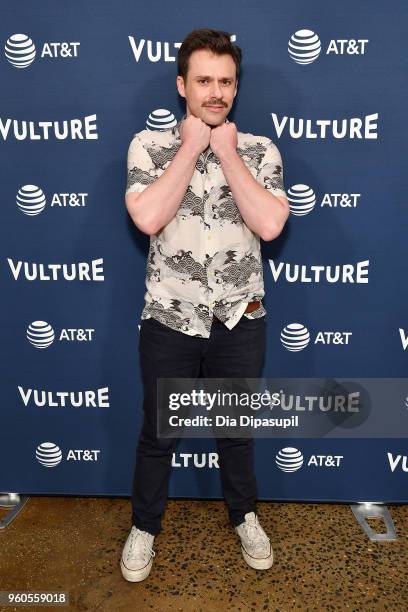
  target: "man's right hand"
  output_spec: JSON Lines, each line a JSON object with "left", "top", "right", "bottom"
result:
{"left": 179, "top": 114, "right": 211, "bottom": 157}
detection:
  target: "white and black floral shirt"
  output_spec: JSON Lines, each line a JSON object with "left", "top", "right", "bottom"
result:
{"left": 126, "top": 114, "right": 286, "bottom": 338}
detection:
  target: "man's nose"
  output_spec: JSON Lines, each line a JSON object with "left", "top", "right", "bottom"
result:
{"left": 210, "top": 81, "right": 222, "bottom": 99}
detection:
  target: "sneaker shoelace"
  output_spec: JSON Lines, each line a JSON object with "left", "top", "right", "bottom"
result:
{"left": 242, "top": 517, "right": 270, "bottom": 549}
{"left": 127, "top": 527, "right": 156, "bottom": 561}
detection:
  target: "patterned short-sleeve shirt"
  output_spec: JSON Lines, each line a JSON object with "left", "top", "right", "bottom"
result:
{"left": 126, "top": 114, "right": 286, "bottom": 338}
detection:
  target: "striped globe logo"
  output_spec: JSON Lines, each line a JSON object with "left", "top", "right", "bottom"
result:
{"left": 36, "top": 442, "right": 63, "bottom": 467}
{"left": 288, "top": 30, "right": 321, "bottom": 65}
{"left": 5, "top": 33, "right": 36, "bottom": 68}
{"left": 146, "top": 108, "right": 177, "bottom": 130}
{"left": 280, "top": 323, "right": 310, "bottom": 351}
{"left": 17, "top": 185, "right": 46, "bottom": 216}
{"left": 26, "top": 321, "right": 55, "bottom": 348}
{"left": 275, "top": 447, "right": 304, "bottom": 472}
{"left": 288, "top": 184, "right": 316, "bottom": 216}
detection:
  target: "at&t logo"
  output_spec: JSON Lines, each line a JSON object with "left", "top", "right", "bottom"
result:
{"left": 145, "top": 109, "right": 177, "bottom": 130}
{"left": 26, "top": 321, "right": 95, "bottom": 348}
{"left": 36, "top": 442, "right": 100, "bottom": 467}
{"left": 275, "top": 447, "right": 343, "bottom": 471}
{"left": 288, "top": 29, "right": 368, "bottom": 65}
{"left": 16, "top": 185, "right": 88, "bottom": 215}
{"left": 280, "top": 324, "right": 352, "bottom": 351}
{"left": 5, "top": 34, "right": 80, "bottom": 68}
{"left": 287, "top": 184, "right": 361, "bottom": 216}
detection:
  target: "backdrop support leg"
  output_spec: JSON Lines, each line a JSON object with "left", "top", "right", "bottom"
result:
{"left": 0, "top": 493, "right": 29, "bottom": 529}
{"left": 350, "top": 502, "right": 397, "bottom": 541}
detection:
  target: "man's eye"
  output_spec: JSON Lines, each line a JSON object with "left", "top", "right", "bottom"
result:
{"left": 198, "top": 79, "right": 231, "bottom": 84}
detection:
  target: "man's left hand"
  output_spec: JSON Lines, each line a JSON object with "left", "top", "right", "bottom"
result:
{"left": 210, "top": 121, "right": 238, "bottom": 159}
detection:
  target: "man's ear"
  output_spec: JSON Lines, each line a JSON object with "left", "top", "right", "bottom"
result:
{"left": 176, "top": 75, "right": 186, "bottom": 98}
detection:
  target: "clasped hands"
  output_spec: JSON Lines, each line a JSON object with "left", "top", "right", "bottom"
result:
{"left": 179, "top": 113, "right": 238, "bottom": 160}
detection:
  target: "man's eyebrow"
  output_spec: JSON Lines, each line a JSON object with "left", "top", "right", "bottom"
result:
{"left": 194, "top": 75, "right": 235, "bottom": 80}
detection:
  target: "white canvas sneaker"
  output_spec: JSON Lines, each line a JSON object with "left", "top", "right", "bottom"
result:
{"left": 235, "top": 511, "right": 273, "bottom": 570}
{"left": 120, "top": 525, "right": 156, "bottom": 582}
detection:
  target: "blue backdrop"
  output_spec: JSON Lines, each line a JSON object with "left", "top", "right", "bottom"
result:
{"left": 1, "top": 0, "right": 407, "bottom": 502}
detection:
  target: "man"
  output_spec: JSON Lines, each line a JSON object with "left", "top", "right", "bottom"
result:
{"left": 121, "top": 28, "right": 289, "bottom": 582}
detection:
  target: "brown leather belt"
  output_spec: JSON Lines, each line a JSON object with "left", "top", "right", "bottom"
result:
{"left": 244, "top": 300, "right": 261, "bottom": 314}
{"left": 212, "top": 300, "right": 261, "bottom": 324}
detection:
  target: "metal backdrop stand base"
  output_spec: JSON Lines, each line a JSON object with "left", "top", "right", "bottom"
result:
{"left": 0, "top": 493, "right": 29, "bottom": 529}
{"left": 350, "top": 502, "right": 397, "bottom": 541}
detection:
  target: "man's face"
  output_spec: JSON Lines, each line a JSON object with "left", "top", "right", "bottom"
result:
{"left": 176, "top": 49, "right": 238, "bottom": 126}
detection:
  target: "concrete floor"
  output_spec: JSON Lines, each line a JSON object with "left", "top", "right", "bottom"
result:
{"left": 0, "top": 497, "right": 407, "bottom": 611}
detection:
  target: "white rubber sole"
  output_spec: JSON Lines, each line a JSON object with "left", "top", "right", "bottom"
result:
{"left": 120, "top": 557, "right": 153, "bottom": 582}
{"left": 241, "top": 545, "right": 274, "bottom": 570}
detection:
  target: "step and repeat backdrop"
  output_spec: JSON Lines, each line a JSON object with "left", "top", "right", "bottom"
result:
{"left": 1, "top": 0, "right": 407, "bottom": 502}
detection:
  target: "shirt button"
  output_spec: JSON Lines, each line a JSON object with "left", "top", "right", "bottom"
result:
{"left": 207, "top": 234, "right": 212, "bottom": 240}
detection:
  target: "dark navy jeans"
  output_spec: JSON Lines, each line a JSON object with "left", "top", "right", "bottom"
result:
{"left": 131, "top": 313, "right": 267, "bottom": 535}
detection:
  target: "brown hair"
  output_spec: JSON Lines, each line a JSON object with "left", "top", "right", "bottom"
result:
{"left": 177, "top": 28, "right": 242, "bottom": 84}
